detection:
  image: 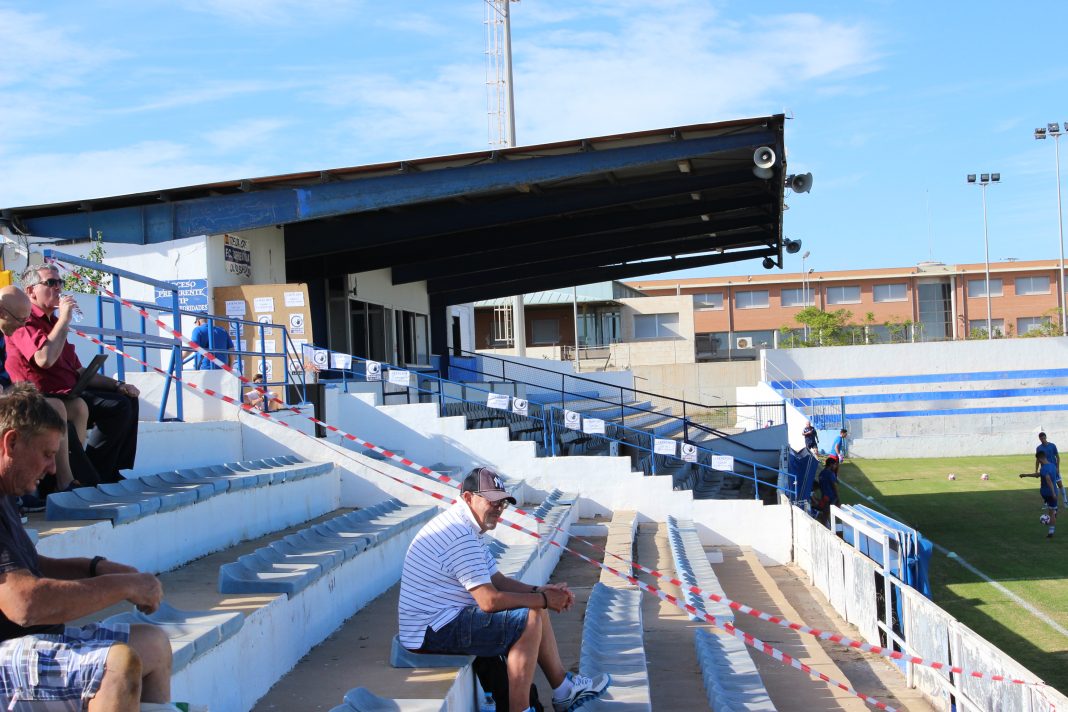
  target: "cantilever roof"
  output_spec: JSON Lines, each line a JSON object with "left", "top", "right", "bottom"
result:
{"left": 2, "top": 116, "right": 789, "bottom": 306}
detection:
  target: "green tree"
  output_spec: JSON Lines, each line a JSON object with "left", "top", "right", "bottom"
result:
{"left": 63, "top": 231, "right": 111, "bottom": 295}
{"left": 792, "top": 306, "right": 855, "bottom": 346}
{"left": 1019, "top": 308, "right": 1063, "bottom": 338}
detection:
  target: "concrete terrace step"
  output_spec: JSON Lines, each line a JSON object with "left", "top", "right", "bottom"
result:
{"left": 218, "top": 500, "right": 436, "bottom": 597}
{"left": 254, "top": 489, "right": 579, "bottom": 712}
{"left": 34, "top": 456, "right": 339, "bottom": 574}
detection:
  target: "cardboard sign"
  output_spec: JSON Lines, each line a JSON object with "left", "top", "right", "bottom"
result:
{"left": 487, "top": 393, "right": 510, "bottom": 410}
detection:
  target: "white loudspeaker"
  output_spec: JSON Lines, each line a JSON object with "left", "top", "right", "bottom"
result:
{"left": 753, "top": 146, "right": 776, "bottom": 169}
{"left": 788, "top": 172, "right": 813, "bottom": 194}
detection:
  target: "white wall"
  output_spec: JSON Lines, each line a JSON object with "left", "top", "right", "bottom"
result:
{"left": 350, "top": 268, "right": 430, "bottom": 314}
{"left": 206, "top": 227, "right": 287, "bottom": 291}
{"left": 765, "top": 338, "right": 1068, "bottom": 458}
{"left": 448, "top": 304, "right": 476, "bottom": 353}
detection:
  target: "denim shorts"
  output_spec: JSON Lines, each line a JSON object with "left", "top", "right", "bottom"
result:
{"left": 420, "top": 606, "right": 529, "bottom": 657}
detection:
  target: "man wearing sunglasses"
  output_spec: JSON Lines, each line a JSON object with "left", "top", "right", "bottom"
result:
{"left": 398, "top": 467, "right": 610, "bottom": 712}
{"left": 0, "top": 286, "right": 98, "bottom": 494}
{"left": 5, "top": 265, "right": 140, "bottom": 483}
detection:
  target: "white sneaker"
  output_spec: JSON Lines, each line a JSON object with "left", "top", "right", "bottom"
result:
{"left": 552, "top": 672, "right": 611, "bottom": 712}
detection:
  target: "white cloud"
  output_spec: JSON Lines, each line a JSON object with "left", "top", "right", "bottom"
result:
{"left": 202, "top": 118, "right": 291, "bottom": 152}
{"left": 178, "top": 0, "right": 360, "bottom": 25}
{"left": 0, "top": 142, "right": 264, "bottom": 207}
{"left": 0, "top": 8, "right": 123, "bottom": 89}
{"left": 297, "top": 5, "right": 877, "bottom": 161}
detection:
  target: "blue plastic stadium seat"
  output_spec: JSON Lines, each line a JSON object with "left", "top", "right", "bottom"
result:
{"left": 218, "top": 500, "right": 435, "bottom": 598}
{"left": 45, "top": 457, "right": 333, "bottom": 524}
{"left": 103, "top": 602, "right": 244, "bottom": 673}
{"left": 333, "top": 687, "right": 443, "bottom": 712}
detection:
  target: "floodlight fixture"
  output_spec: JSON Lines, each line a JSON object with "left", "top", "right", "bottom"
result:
{"left": 991, "top": 173, "right": 1000, "bottom": 182}
{"left": 980, "top": 173, "right": 990, "bottom": 182}
{"left": 967, "top": 174, "right": 977, "bottom": 182}
{"left": 1036, "top": 128, "right": 1048, "bottom": 140}
{"left": 1049, "top": 123, "right": 1061, "bottom": 135}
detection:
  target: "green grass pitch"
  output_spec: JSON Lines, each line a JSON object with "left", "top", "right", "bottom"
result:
{"left": 836, "top": 455, "right": 1067, "bottom": 694}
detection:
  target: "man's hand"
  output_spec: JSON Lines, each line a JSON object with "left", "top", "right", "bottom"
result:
{"left": 117, "top": 382, "right": 140, "bottom": 398}
{"left": 56, "top": 295, "right": 78, "bottom": 323}
{"left": 543, "top": 587, "right": 571, "bottom": 613}
{"left": 125, "top": 574, "right": 163, "bottom": 614}
{"left": 543, "top": 583, "right": 575, "bottom": 611}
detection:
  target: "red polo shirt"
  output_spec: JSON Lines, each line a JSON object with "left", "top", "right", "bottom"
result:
{"left": 6, "top": 304, "right": 82, "bottom": 394}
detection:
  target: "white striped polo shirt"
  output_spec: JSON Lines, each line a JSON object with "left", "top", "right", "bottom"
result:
{"left": 397, "top": 500, "right": 498, "bottom": 650}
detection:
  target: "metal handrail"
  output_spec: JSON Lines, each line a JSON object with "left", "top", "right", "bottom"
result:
{"left": 459, "top": 348, "right": 721, "bottom": 409}
{"left": 43, "top": 249, "right": 306, "bottom": 420}
{"left": 305, "top": 345, "right": 796, "bottom": 499}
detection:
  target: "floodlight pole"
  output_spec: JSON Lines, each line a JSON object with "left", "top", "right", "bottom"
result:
{"left": 1036, "top": 126, "right": 1067, "bottom": 335}
{"left": 967, "top": 174, "right": 999, "bottom": 340}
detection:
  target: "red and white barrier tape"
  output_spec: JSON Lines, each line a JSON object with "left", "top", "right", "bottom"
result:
{"left": 51, "top": 259, "right": 1045, "bottom": 693}
{"left": 67, "top": 326, "right": 906, "bottom": 712}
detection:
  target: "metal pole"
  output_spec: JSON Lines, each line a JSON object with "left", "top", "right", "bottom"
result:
{"left": 982, "top": 183, "right": 992, "bottom": 340}
{"left": 501, "top": 0, "right": 517, "bottom": 148}
{"left": 1055, "top": 134, "right": 1067, "bottom": 335}
{"left": 572, "top": 286, "right": 580, "bottom": 371}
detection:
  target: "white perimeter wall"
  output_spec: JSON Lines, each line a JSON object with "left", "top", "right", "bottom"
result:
{"left": 764, "top": 338, "right": 1068, "bottom": 458}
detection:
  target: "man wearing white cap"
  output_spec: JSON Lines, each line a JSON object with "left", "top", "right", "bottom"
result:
{"left": 397, "top": 466, "right": 610, "bottom": 712}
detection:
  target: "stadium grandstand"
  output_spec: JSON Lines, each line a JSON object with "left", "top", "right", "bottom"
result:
{"left": 0, "top": 116, "right": 1063, "bottom": 712}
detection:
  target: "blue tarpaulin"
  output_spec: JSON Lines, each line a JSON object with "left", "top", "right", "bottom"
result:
{"left": 847, "top": 504, "right": 932, "bottom": 598}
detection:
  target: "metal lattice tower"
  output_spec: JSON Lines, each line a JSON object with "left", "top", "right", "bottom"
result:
{"left": 484, "top": 0, "right": 517, "bottom": 148}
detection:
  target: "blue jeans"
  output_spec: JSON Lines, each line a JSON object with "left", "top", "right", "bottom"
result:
{"left": 419, "top": 606, "right": 529, "bottom": 657}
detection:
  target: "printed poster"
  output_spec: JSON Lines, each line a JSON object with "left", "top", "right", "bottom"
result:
{"left": 653, "top": 438, "right": 677, "bottom": 456}
{"left": 511, "top": 398, "right": 529, "bottom": 416}
{"left": 563, "top": 410, "right": 581, "bottom": 430}
{"left": 487, "top": 393, "right": 510, "bottom": 410}
{"left": 582, "top": 418, "right": 606, "bottom": 435}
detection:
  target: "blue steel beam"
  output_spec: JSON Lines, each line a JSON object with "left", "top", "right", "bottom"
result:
{"left": 18, "top": 131, "right": 776, "bottom": 243}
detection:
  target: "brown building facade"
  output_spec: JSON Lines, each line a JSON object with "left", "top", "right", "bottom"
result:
{"left": 626, "top": 260, "right": 1066, "bottom": 361}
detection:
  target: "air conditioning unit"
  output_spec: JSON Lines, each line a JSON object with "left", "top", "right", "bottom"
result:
{"left": 735, "top": 337, "right": 753, "bottom": 350}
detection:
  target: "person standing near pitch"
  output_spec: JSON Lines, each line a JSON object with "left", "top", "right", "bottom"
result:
{"left": 1020, "top": 451, "right": 1058, "bottom": 538}
{"left": 1034, "top": 432, "right": 1064, "bottom": 507}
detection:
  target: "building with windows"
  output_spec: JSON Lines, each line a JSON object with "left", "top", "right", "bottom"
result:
{"left": 474, "top": 260, "right": 1066, "bottom": 366}
{"left": 627, "top": 259, "right": 1066, "bottom": 362}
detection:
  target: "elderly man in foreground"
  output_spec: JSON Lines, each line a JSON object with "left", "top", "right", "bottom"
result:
{"left": 397, "top": 467, "right": 610, "bottom": 712}
{"left": 6, "top": 264, "right": 140, "bottom": 483}
{"left": 0, "top": 383, "right": 172, "bottom": 709}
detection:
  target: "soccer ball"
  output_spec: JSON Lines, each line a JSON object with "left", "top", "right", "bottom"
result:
{"left": 980, "top": 473, "right": 989, "bottom": 481}
{"left": 947, "top": 474, "right": 957, "bottom": 481}
{"left": 1040, "top": 513, "right": 1052, "bottom": 525}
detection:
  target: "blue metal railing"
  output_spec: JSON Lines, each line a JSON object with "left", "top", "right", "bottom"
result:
{"left": 309, "top": 347, "right": 796, "bottom": 500}
{"left": 43, "top": 249, "right": 306, "bottom": 421}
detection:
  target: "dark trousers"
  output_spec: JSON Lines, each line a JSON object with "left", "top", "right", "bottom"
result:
{"left": 82, "top": 390, "right": 138, "bottom": 483}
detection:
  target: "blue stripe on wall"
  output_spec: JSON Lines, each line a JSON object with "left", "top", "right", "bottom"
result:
{"left": 770, "top": 367, "right": 1068, "bottom": 390}
{"left": 841, "top": 385, "right": 1068, "bottom": 406}
{"left": 852, "top": 403, "right": 1068, "bottom": 420}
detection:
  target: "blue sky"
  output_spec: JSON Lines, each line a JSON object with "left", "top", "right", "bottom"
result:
{"left": 2, "top": 1, "right": 1066, "bottom": 279}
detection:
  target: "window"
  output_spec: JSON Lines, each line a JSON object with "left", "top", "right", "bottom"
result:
{"left": 735, "top": 290, "right": 769, "bottom": 309}
{"left": 1018, "top": 316, "right": 1050, "bottom": 335}
{"left": 969, "top": 319, "right": 1004, "bottom": 337}
{"left": 873, "top": 283, "right": 907, "bottom": 302}
{"left": 917, "top": 282, "right": 953, "bottom": 341}
{"left": 780, "top": 288, "right": 814, "bottom": 307}
{"left": 634, "top": 313, "right": 680, "bottom": 339}
{"left": 531, "top": 318, "right": 560, "bottom": 344}
{"left": 967, "top": 278, "right": 1002, "bottom": 298}
{"left": 692, "top": 292, "right": 723, "bottom": 310}
{"left": 695, "top": 333, "right": 727, "bottom": 361}
{"left": 1016, "top": 276, "right": 1050, "bottom": 296}
{"left": 826, "top": 285, "right": 861, "bottom": 304}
